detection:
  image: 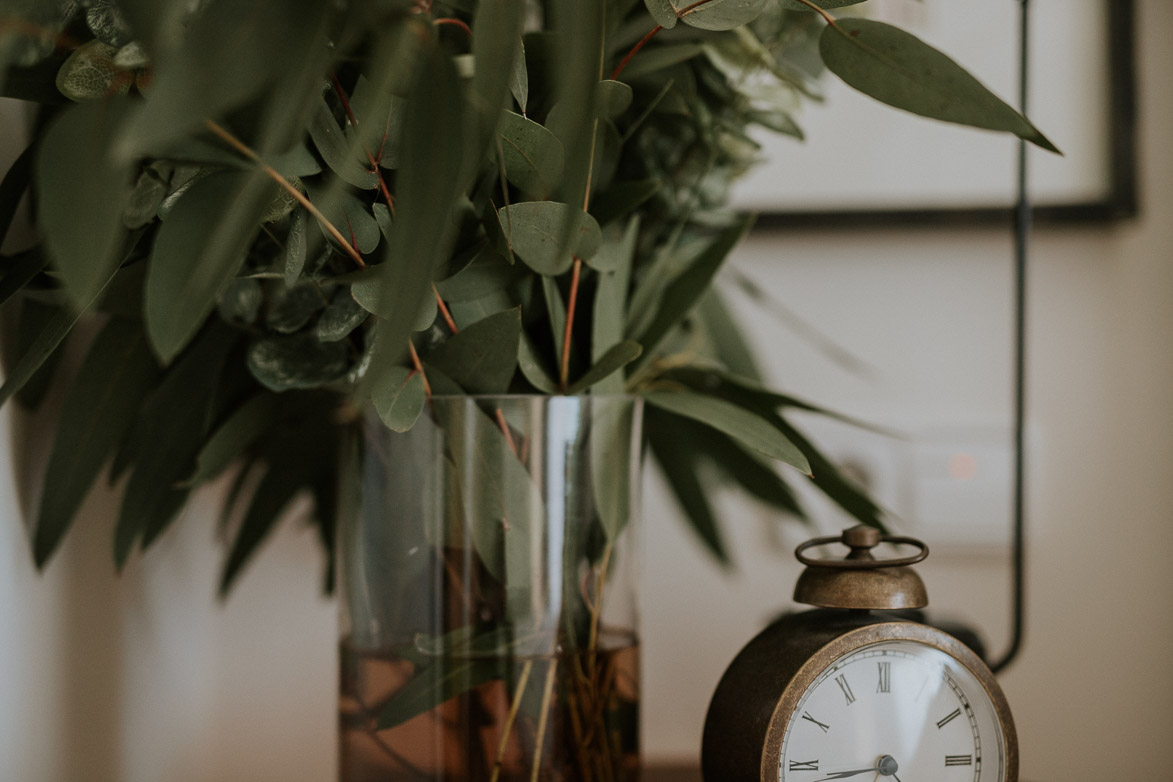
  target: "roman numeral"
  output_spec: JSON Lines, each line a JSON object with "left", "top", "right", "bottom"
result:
{"left": 801, "top": 711, "right": 830, "bottom": 733}
{"left": 876, "top": 661, "right": 891, "bottom": 693}
{"left": 834, "top": 673, "right": 856, "bottom": 705}
{"left": 937, "top": 708, "right": 962, "bottom": 729}
{"left": 945, "top": 755, "right": 973, "bottom": 767}
{"left": 788, "top": 760, "right": 820, "bottom": 771}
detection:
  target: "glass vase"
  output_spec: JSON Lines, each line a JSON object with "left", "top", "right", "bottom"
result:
{"left": 338, "top": 395, "right": 644, "bottom": 782}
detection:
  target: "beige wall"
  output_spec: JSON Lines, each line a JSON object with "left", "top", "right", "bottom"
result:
{"left": 648, "top": 0, "right": 1173, "bottom": 775}
{"left": 2, "top": 1, "right": 1170, "bottom": 779}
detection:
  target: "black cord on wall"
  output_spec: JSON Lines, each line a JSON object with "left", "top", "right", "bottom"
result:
{"left": 989, "top": 0, "right": 1032, "bottom": 676}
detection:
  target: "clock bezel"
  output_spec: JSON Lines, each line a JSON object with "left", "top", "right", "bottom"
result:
{"left": 759, "top": 621, "right": 1018, "bottom": 782}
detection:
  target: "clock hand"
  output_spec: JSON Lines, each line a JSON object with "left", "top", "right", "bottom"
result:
{"left": 810, "top": 767, "right": 882, "bottom": 781}
{"left": 810, "top": 755, "right": 900, "bottom": 782}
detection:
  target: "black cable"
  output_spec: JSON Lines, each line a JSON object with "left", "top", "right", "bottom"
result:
{"left": 990, "top": 0, "right": 1031, "bottom": 675}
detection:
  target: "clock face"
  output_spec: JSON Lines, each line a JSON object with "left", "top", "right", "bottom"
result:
{"left": 778, "top": 639, "right": 1007, "bottom": 782}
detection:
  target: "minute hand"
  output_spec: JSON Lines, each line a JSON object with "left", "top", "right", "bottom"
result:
{"left": 811, "top": 768, "right": 881, "bottom": 781}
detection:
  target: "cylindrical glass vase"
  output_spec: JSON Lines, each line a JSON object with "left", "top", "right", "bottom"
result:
{"left": 339, "top": 395, "right": 643, "bottom": 782}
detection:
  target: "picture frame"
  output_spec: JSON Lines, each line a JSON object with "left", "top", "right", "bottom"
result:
{"left": 734, "top": 0, "right": 1137, "bottom": 228}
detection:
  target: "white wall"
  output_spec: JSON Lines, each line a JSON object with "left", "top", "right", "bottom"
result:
{"left": 3, "top": 1, "right": 1171, "bottom": 779}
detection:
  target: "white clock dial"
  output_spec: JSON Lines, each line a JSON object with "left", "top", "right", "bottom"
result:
{"left": 778, "top": 640, "right": 1006, "bottom": 782}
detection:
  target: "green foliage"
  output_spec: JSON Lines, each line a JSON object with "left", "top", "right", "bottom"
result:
{"left": 819, "top": 18, "right": 1059, "bottom": 152}
{"left": 0, "top": 0, "right": 1057, "bottom": 592}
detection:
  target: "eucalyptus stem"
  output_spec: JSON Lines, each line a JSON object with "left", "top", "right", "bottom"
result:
{"left": 489, "top": 661, "right": 534, "bottom": 782}
{"left": 611, "top": 24, "right": 662, "bottom": 80}
{"left": 407, "top": 341, "right": 432, "bottom": 396}
{"left": 791, "top": 0, "right": 839, "bottom": 27}
{"left": 330, "top": 74, "right": 397, "bottom": 214}
{"left": 559, "top": 257, "right": 583, "bottom": 390}
{"left": 434, "top": 285, "right": 459, "bottom": 333}
{"left": 530, "top": 659, "right": 560, "bottom": 782}
{"left": 203, "top": 119, "right": 368, "bottom": 269}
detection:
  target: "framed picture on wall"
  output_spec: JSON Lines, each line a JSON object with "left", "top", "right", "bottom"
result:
{"left": 734, "top": 0, "right": 1137, "bottom": 227}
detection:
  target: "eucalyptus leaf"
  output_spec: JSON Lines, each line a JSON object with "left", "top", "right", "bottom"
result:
{"left": 363, "top": 36, "right": 470, "bottom": 388}
{"left": 566, "top": 340, "right": 641, "bottom": 394}
{"left": 665, "top": 365, "right": 891, "bottom": 432}
{"left": 819, "top": 18, "right": 1059, "bottom": 152}
{"left": 632, "top": 213, "right": 754, "bottom": 360}
{"left": 265, "top": 283, "right": 325, "bottom": 334}
{"left": 123, "top": 165, "right": 171, "bottom": 228}
{"left": 643, "top": 0, "right": 679, "bottom": 29}
{"left": 115, "top": 325, "right": 238, "bottom": 566}
{"left": 470, "top": 0, "right": 526, "bottom": 153}
{"left": 647, "top": 407, "right": 729, "bottom": 565}
{"left": 694, "top": 290, "right": 763, "bottom": 382}
{"left": 344, "top": 75, "right": 399, "bottom": 168}
{"left": 284, "top": 208, "right": 308, "bottom": 287}
{"left": 596, "top": 80, "right": 633, "bottom": 118}
{"left": 549, "top": 0, "right": 603, "bottom": 223}
{"left": 351, "top": 269, "right": 437, "bottom": 331}
{"left": 0, "top": 254, "right": 127, "bottom": 409}
{"left": 509, "top": 37, "right": 529, "bottom": 112}
{"left": 424, "top": 309, "right": 521, "bottom": 395}
{"left": 246, "top": 333, "right": 351, "bottom": 391}
{"left": 145, "top": 170, "right": 275, "bottom": 363}
{"left": 376, "top": 656, "right": 503, "bottom": 730}
{"left": 590, "top": 399, "right": 638, "bottom": 541}
{"left": 619, "top": 43, "right": 704, "bottom": 81}
{"left": 308, "top": 97, "right": 380, "bottom": 191}
{"left": 770, "top": 415, "right": 886, "bottom": 530}
{"left": 780, "top": 0, "right": 866, "bottom": 9}
{"left": 305, "top": 181, "right": 381, "bottom": 254}
{"left": 0, "top": 250, "right": 48, "bottom": 308}
{"left": 113, "top": 42, "right": 150, "bottom": 71}
{"left": 497, "top": 202, "right": 601, "bottom": 276}
{"left": 317, "top": 289, "right": 368, "bottom": 342}
{"left": 217, "top": 278, "right": 262, "bottom": 326}
{"left": 518, "top": 334, "right": 559, "bottom": 393}
{"left": 371, "top": 366, "right": 426, "bottom": 432}
{"left": 189, "top": 391, "right": 311, "bottom": 485}
{"left": 34, "top": 98, "right": 133, "bottom": 310}
{"left": 11, "top": 300, "right": 63, "bottom": 409}
{"left": 86, "top": 2, "right": 134, "bottom": 48}
{"left": 439, "top": 399, "right": 545, "bottom": 586}
{"left": 589, "top": 178, "right": 660, "bottom": 227}
{"left": 33, "top": 323, "right": 159, "bottom": 564}
{"left": 541, "top": 275, "right": 567, "bottom": 373}
{"left": 434, "top": 245, "right": 519, "bottom": 303}
{"left": 645, "top": 390, "right": 810, "bottom": 473}
{"left": 219, "top": 458, "right": 307, "bottom": 595}
{"left": 677, "top": 0, "right": 768, "bottom": 32}
{"left": 0, "top": 142, "right": 33, "bottom": 247}
{"left": 119, "top": 0, "right": 332, "bottom": 154}
{"left": 675, "top": 413, "right": 805, "bottom": 519}
{"left": 747, "top": 108, "right": 804, "bottom": 139}
{"left": 497, "top": 111, "right": 565, "bottom": 199}
{"left": 56, "top": 40, "right": 129, "bottom": 102}
{"left": 591, "top": 217, "right": 638, "bottom": 395}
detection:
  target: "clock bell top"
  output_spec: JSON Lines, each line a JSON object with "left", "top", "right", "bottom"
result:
{"left": 793, "top": 525, "right": 930, "bottom": 610}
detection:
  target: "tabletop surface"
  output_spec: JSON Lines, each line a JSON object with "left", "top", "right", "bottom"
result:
{"left": 645, "top": 766, "right": 701, "bottom": 782}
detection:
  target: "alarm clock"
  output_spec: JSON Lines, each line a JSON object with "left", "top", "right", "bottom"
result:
{"left": 701, "top": 525, "right": 1018, "bottom": 782}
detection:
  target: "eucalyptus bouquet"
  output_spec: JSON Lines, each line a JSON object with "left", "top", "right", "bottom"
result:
{"left": 0, "top": 0, "right": 1054, "bottom": 595}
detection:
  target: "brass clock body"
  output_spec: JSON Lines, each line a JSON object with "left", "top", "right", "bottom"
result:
{"left": 701, "top": 528, "right": 1019, "bottom": 782}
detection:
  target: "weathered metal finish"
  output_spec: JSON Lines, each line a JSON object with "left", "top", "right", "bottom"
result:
{"left": 701, "top": 526, "right": 1018, "bottom": 782}
{"left": 793, "top": 525, "right": 929, "bottom": 610}
{"left": 700, "top": 614, "right": 1018, "bottom": 782}
{"left": 757, "top": 622, "right": 1018, "bottom": 782}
